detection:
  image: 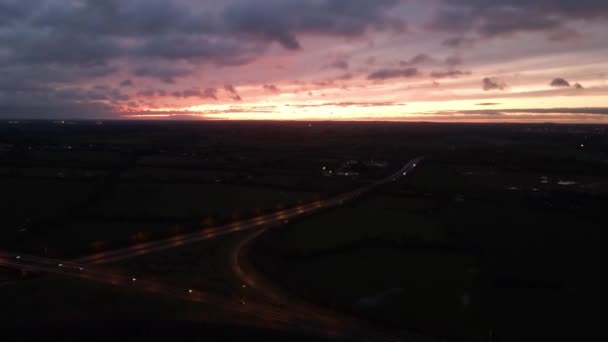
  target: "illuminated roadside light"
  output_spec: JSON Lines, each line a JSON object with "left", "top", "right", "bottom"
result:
{"left": 58, "top": 263, "right": 63, "bottom": 267}
{"left": 132, "top": 278, "right": 137, "bottom": 282}
{"left": 15, "top": 256, "right": 21, "bottom": 260}
{"left": 242, "top": 284, "right": 247, "bottom": 288}
{"left": 79, "top": 267, "right": 85, "bottom": 271}
{"left": 201, "top": 228, "right": 216, "bottom": 237}
{"left": 413, "top": 163, "right": 417, "bottom": 167}
{"left": 188, "top": 289, "right": 194, "bottom": 294}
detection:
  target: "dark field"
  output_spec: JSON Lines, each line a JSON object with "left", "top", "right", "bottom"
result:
{"left": 1, "top": 120, "right": 606, "bottom": 341}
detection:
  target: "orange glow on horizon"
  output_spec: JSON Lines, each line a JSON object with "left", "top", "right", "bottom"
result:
{"left": 120, "top": 91, "right": 608, "bottom": 123}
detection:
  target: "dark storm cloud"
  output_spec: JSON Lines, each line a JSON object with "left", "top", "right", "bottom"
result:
{"left": 133, "top": 35, "right": 261, "bottom": 65}
{"left": 430, "top": 70, "right": 470, "bottom": 79}
{"left": 134, "top": 66, "right": 191, "bottom": 84}
{"left": 202, "top": 88, "right": 218, "bottom": 100}
{"left": 0, "top": 0, "right": 404, "bottom": 118}
{"left": 55, "top": 87, "right": 130, "bottom": 102}
{"left": 442, "top": 36, "right": 475, "bottom": 48}
{"left": 430, "top": 0, "right": 608, "bottom": 41}
{"left": 136, "top": 89, "right": 157, "bottom": 98}
{"left": 120, "top": 80, "right": 134, "bottom": 87}
{"left": 0, "top": 29, "right": 123, "bottom": 66}
{"left": 482, "top": 77, "right": 506, "bottom": 91}
{"left": 263, "top": 84, "right": 280, "bottom": 93}
{"left": 221, "top": 0, "right": 405, "bottom": 50}
{"left": 428, "top": 8, "right": 475, "bottom": 33}
{"left": 400, "top": 53, "right": 463, "bottom": 68}
{"left": 429, "top": 6, "right": 560, "bottom": 39}
{"left": 442, "top": 0, "right": 608, "bottom": 20}
{"left": 0, "top": 64, "right": 118, "bottom": 96}
{"left": 550, "top": 78, "right": 571, "bottom": 87}
{"left": 477, "top": 8, "right": 561, "bottom": 37}
{"left": 0, "top": 101, "right": 113, "bottom": 119}
{"left": 548, "top": 77, "right": 586, "bottom": 90}
{"left": 175, "top": 88, "right": 218, "bottom": 100}
{"left": 548, "top": 28, "right": 582, "bottom": 41}
{"left": 326, "top": 60, "right": 350, "bottom": 70}
{"left": 224, "top": 84, "right": 242, "bottom": 101}
{"left": 335, "top": 73, "right": 353, "bottom": 81}
{"left": 29, "top": 0, "right": 216, "bottom": 39}
{"left": 0, "top": 1, "right": 36, "bottom": 25}
{"left": 400, "top": 54, "right": 436, "bottom": 66}
{"left": 445, "top": 55, "right": 463, "bottom": 66}
{"left": 367, "top": 68, "right": 418, "bottom": 80}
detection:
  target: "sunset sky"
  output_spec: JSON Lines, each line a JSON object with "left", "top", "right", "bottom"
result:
{"left": 1, "top": 0, "right": 607, "bottom": 122}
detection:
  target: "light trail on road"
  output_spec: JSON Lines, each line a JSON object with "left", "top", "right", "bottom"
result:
{"left": 76, "top": 157, "right": 423, "bottom": 266}
{"left": 0, "top": 157, "right": 425, "bottom": 342}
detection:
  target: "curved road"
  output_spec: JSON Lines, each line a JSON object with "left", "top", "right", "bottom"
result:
{"left": 0, "top": 250, "right": 349, "bottom": 337}
{"left": 76, "top": 157, "right": 422, "bottom": 265}
{"left": 0, "top": 157, "right": 424, "bottom": 341}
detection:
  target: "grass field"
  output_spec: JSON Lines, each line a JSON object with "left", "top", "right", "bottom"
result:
{"left": 270, "top": 195, "right": 445, "bottom": 255}
{"left": 2, "top": 179, "right": 313, "bottom": 258}
{"left": 252, "top": 157, "right": 605, "bottom": 341}
{"left": 85, "top": 183, "right": 313, "bottom": 221}
{"left": 252, "top": 194, "right": 489, "bottom": 339}
{"left": 0, "top": 179, "right": 96, "bottom": 249}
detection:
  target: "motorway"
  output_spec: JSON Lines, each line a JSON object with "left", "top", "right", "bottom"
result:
{"left": 0, "top": 249, "right": 361, "bottom": 336}
{"left": 230, "top": 227, "right": 358, "bottom": 332}
{"left": 0, "top": 157, "right": 424, "bottom": 341}
{"left": 75, "top": 157, "right": 423, "bottom": 265}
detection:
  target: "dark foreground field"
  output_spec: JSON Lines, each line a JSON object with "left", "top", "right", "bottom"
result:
{"left": 1, "top": 120, "right": 606, "bottom": 341}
